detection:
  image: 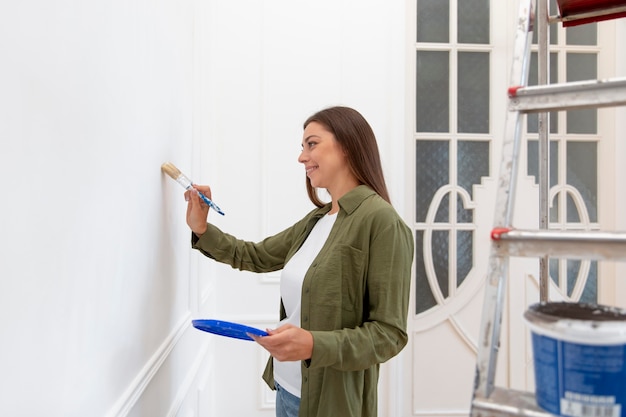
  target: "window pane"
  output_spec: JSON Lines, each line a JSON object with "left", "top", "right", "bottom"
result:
{"left": 532, "top": 0, "right": 558, "bottom": 45}
{"left": 566, "top": 194, "right": 581, "bottom": 222}
{"left": 567, "top": 53, "right": 597, "bottom": 134}
{"left": 567, "top": 141, "right": 597, "bottom": 222}
{"left": 566, "top": 23, "right": 597, "bottom": 45}
{"left": 417, "top": 0, "right": 449, "bottom": 43}
{"left": 436, "top": 193, "right": 450, "bottom": 223}
{"left": 416, "top": 51, "right": 450, "bottom": 132}
{"left": 433, "top": 230, "right": 449, "bottom": 297}
{"left": 527, "top": 52, "right": 559, "bottom": 134}
{"left": 415, "top": 231, "right": 438, "bottom": 314}
{"left": 458, "top": 0, "right": 489, "bottom": 44}
{"left": 567, "top": 108, "right": 597, "bottom": 134}
{"left": 416, "top": 140, "right": 449, "bottom": 222}
{"left": 527, "top": 140, "right": 560, "bottom": 221}
{"left": 458, "top": 52, "right": 489, "bottom": 133}
{"left": 581, "top": 261, "right": 597, "bottom": 303}
{"left": 457, "top": 231, "right": 472, "bottom": 286}
{"left": 527, "top": 139, "right": 558, "bottom": 187}
{"left": 567, "top": 53, "right": 597, "bottom": 82}
{"left": 458, "top": 140, "right": 489, "bottom": 198}
{"left": 549, "top": 259, "right": 597, "bottom": 303}
{"left": 456, "top": 194, "right": 472, "bottom": 223}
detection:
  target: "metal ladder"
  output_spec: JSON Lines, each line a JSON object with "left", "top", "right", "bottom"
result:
{"left": 470, "top": 0, "right": 626, "bottom": 415}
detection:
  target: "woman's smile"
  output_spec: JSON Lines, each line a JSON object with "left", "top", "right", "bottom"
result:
{"left": 305, "top": 165, "right": 318, "bottom": 176}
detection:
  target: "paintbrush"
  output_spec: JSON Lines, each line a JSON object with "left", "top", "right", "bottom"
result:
{"left": 161, "top": 162, "right": 225, "bottom": 215}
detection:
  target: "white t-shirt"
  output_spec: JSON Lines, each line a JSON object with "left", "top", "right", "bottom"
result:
{"left": 273, "top": 212, "right": 337, "bottom": 398}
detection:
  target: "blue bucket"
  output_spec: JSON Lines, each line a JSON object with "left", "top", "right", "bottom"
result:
{"left": 524, "top": 302, "right": 626, "bottom": 417}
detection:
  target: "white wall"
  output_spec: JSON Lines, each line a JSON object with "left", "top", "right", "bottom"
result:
{"left": 200, "top": 1, "right": 408, "bottom": 415}
{"left": 0, "top": 0, "right": 212, "bottom": 415}
{"left": 0, "top": 0, "right": 409, "bottom": 416}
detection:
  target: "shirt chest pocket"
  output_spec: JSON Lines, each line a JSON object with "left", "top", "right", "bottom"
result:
{"left": 312, "top": 244, "right": 366, "bottom": 319}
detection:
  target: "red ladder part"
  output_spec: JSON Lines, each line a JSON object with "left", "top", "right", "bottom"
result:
{"left": 556, "top": 0, "right": 626, "bottom": 26}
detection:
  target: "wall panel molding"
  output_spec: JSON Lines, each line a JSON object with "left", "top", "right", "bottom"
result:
{"left": 166, "top": 341, "right": 210, "bottom": 417}
{"left": 105, "top": 312, "right": 192, "bottom": 417}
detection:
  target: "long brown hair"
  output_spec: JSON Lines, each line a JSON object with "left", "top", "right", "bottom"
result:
{"left": 303, "top": 106, "right": 390, "bottom": 207}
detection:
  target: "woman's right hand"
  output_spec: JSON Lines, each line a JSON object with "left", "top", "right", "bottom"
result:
{"left": 185, "top": 185, "right": 212, "bottom": 237}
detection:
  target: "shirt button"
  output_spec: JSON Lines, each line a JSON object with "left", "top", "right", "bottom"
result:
{"left": 304, "top": 287, "right": 310, "bottom": 294}
{"left": 303, "top": 316, "right": 308, "bottom": 322}
{"left": 304, "top": 376, "right": 308, "bottom": 383}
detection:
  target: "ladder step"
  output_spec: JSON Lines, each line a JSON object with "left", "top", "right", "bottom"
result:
{"left": 491, "top": 228, "right": 626, "bottom": 260}
{"left": 472, "top": 387, "right": 553, "bottom": 417}
{"left": 555, "top": 0, "right": 626, "bottom": 26}
{"left": 508, "top": 77, "right": 626, "bottom": 112}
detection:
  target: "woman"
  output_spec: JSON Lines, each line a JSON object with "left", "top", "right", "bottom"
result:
{"left": 185, "top": 106, "right": 414, "bottom": 417}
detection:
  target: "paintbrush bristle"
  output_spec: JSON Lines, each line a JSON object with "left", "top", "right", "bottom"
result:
{"left": 161, "top": 162, "right": 182, "bottom": 179}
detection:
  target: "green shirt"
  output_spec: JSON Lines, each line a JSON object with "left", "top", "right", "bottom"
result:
{"left": 192, "top": 185, "right": 414, "bottom": 417}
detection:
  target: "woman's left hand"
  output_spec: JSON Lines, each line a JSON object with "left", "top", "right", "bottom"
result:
{"left": 249, "top": 324, "right": 313, "bottom": 362}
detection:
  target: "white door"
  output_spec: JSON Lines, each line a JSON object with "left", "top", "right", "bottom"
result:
{"left": 405, "top": 0, "right": 507, "bottom": 414}
{"left": 404, "top": 0, "right": 624, "bottom": 415}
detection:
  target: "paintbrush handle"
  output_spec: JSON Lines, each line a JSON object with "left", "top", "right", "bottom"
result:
{"left": 196, "top": 191, "right": 225, "bottom": 216}
{"left": 176, "top": 173, "right": 225, "bottom": 216}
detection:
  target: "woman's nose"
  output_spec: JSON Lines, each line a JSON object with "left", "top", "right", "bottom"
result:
{"left": 298, "top": 150, "right": 307, "bottom": 163}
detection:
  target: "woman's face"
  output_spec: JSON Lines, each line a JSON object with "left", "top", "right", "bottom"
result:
{"left": 298, "top": 121, "right": 351, "bottom": 191}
